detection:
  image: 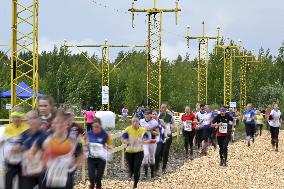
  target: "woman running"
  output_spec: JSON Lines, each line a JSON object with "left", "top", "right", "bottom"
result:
{"left": 86, "top": 118, "right": 112, "bottom": 189}
{"left": 265, "top": 106, "right": 272, "bottom": 130}
{"left": 21, "top": 111, "right": 45, "bottom": 189}
{"left": 212, "top": 107, "right": 234, "bottom": 166}
{"left": 268, "top": 103, "right": 282, "bottom": 151}
{"left": 256, "top": 110, "right": 264, "bottom": 136}
{"left": 122, "top": 115, "right": 152, "bottom": 189}
{"left": 195, "top": 104, "right": 206, "bottom": 151}
{"left": 243, "top": 103, "right": 256, "bottom": 147}
{"left": 3, "top": 110, "right": 29, "bottom": 189}
{"left": 201, "top": 105, "right": 215, "bottom": 155}
{"left": 139, "top": 109, "right": 159, "bottom": 179}
{"left": 38, "top": 96, "right": 56, "bottom": 131}
{"left": 158, "top": 103, "right": 175, "bottom": 173}
{"left": 29, "top": 110, "right": 83, "bottom": 189}
{"left": 181, "top": 106, "right": 197, "bottom": 160}
{"left": 152, "top": 109, "right": 165, "bottom": 177}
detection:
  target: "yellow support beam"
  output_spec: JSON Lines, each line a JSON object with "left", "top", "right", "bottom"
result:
{"left": 129, "top": 0, "right": 181, "bottom": 110}
{"left": 186, "top": 22, "right": 220, "bottom": 104}
{"left": 101, "top": 42, "right": 110, "bottom": 111}
{"left": 11, "top": 0, "right": 39, "bottom": 111}
{"left": 64, "top": 40, "right": 145, "bottom": 111}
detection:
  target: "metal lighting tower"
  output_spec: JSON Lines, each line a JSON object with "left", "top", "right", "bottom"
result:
{"left": 185, "top": 22, "right": 220, "bottom": 104}
{"left": 11, "top": 0, "right": 39, "bottom": 110}
{"left": 234, "top": 51, "right": 257, "bottom": 112}
{"left": 129, "top": 0, "right": 180, "bottom": 109}
{"left": 215, "top": 37, "right": 239, "bottom": 107}
{"left": 64, "top": 40, "right": 145, "bottom": 111}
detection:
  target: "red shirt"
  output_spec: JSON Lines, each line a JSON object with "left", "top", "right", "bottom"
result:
{"left": 181, "top": 113, "right": 196, "bottom": 130}
{"left": 265, "top": 111, "right": 270, "bottom": 121}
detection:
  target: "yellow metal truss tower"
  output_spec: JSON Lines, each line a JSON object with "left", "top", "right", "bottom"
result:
{"left": 185, "top": 22, "right": 220, "bottom": 104}
{"left": 234, "top": 50, "right": 257, "bottom": 113}
{"left": 129, "top": 0, "right": 180, "bottom": 110}
{"left": 11, "top": 0, "right": 39, "bottom": 110}
{"left": 215, "top": 43, "right": 239, "bottom": 107}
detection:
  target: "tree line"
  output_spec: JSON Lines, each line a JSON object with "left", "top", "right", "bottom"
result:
{"left": 0, "top": 41, "right": 284, "bottom": 117}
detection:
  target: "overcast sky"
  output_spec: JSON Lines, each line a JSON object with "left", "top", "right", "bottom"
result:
{"left": 0, "top": 0, "right": 284, "bottom": 60}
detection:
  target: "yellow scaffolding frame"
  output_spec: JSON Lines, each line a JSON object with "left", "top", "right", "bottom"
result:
{"left": 64, "top": 40, "right": 145, "bottom": 111}
{"left": 215, "top": 43, "right": 239, "bottom": 107}
{"left": 11, "top": 0, "right": 39, "bottom": 110}
{"left": 129, "top": 0, "right": 180, "bottom": 110}
{"left": 186, "top": 22, "right": 220, "bottom": 104}
{"left": 234, "top": 51, "right": 257, "bottom": 113}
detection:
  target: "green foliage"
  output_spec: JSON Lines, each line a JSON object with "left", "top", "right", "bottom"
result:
{"left": 1, "top": 42, "right": 284, "bottom": 116}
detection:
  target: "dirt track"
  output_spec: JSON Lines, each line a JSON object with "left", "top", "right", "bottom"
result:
{"left": 76, "top": 130, "right": 284, "bottom": 189}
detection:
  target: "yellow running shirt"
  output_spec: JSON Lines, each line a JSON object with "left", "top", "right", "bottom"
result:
{"left": 4, "top": 122, "right": 29, "bottom": 139}
{"left": 122, "top": 126, "right": 147, "bottom": 153}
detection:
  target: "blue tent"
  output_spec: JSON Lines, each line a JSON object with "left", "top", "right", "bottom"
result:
{"left": 0, "top": 82, "right": 43, "bottom": 98}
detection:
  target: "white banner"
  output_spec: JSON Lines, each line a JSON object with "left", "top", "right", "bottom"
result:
{"left": 5, "top": 104, "right": 11, "bottom": 110}
{"left": 102, "top": 86, "right": 109, "bottom": 105}
{"left": 229, "top": 102, "right": 236, "bottom": 108}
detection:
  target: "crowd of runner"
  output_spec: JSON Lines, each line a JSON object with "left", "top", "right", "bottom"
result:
{"left": 0, "top": 96, "right": 282, "bottom": 189}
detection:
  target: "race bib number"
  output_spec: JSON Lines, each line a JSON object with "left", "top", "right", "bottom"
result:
{"left": 128, "top": 137, "right": 143, "bottom": 153}
{"left": 219, "top": 123, "right": 228, "bottom": 134}
{"left": 46, "top": 160, "right": 69, "bottom": 188}
{"left": 22, "top": 152, "right": 44, "bottom": 176}
{"left": 183, "top": 121, "right": 192, "bottom": 131}
{"left": 89, "top": 143, "right": 104, "bottom": 156}
{"left": 203, "top": 118, "right": 210, "bottom": 125}
{"left": 166, "top": 123, "right": 172, "bottom": 135}
{"left": 245, "top": 114, "right": 252, "bottom": 122}
{"left": 89, "top": 143, "right": 112, "bottom": 160}
{"left": 4, "top": 143, "right": 22, "bottom": 164}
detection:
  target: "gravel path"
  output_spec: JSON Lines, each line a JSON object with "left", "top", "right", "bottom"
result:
{"left": 75, "top": 130, "right": 283, "bottom": 189}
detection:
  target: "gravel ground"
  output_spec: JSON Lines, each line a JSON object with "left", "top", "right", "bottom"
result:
{"left": 75, "top": 130, "right": 283, "bottom": 189}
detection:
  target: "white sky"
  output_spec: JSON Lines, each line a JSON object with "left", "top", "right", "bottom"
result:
{"left": 0, "top": 0, "right": 284, "bottom": 60}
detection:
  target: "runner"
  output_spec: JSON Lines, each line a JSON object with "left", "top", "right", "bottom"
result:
{"left": 3, "top": 110, "right": 29, "bottom": 189}
{"left": 21, "top": 111, "right": 44, "bottom": 189}
{"left": 201, "top": 105, "right": 215, "bottom": 155}
{"left": 212, "top": 107, "right": 234, "bottom": 166}
{"left": 228, "top": 108, "right": 238, "bottom": 142}
{"left": 85, "top": 107, "right": 96, "bottom": 132}
{"left": 86, "top": 118, "right": 112, "bottom": 189}
{"left": 159, "top": 103, "right": 175, "bottom": 174}
{"left": 65, "top": 109, "right": 85, "bottom": 189}
{"left": 122, "top": 106, "right": 129, "bottom": 121}
{"left": 195, "top": 104, "right": 206, "bottom": 150}
{"left": 268, "top": 103, "right": 282, "bottom": 151}
{"left": 29, "top": 110, "right": 83, "bottom": 189}
{"left": 121, "top": 115, "right": 151, "bottom": 189}
{"left": 38, "top": 96, "right": 56, "bottom": 131}
{"left": 265, "top": 106, "right": 272, "bottom": 130}
{"left": 180, "top": 106, "right": 197, "bottom": 160}
{"left": 136, "top": 107, "right": 144, "bottom": 120}
{"left": 243, "top": 103, "right": 256, "bottom": 147}
{"left": 152, "top": 109, "right": 165, "bottom": 177}
{"left": 66, "top": 110, "right": 85, "bottom": 140}
{"left": 139, "top": 109, "right": 159, "bottom": 179}
{"left": 256, "top": 110, "right": 264, "bottom": 136}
